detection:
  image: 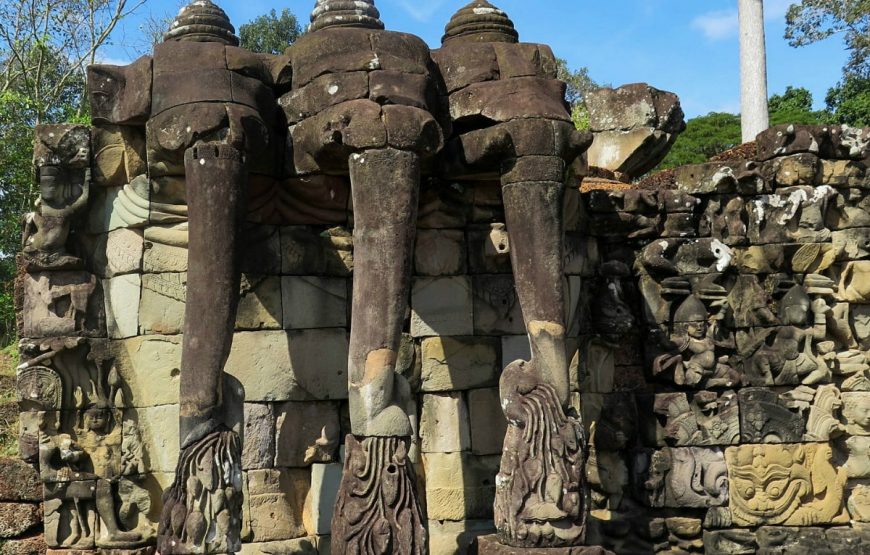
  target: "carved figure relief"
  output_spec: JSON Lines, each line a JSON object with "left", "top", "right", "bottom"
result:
{"left": 633, "top": 447, "right": 728, "bottom": 509}
{"left": 651, "top": 294, "right": 739, "bottom": 388}
{"left": 743, "top": 283, "right": 833, "bottom": 386}
{"left": 17, "top": 340, "right": 153, "bottom": 549}
{"left": 652, "top": 391, "right": 740, "bottom": 446}
{"left": 726, "top": 443, "right": 849, "bottom": 526}
{"left": 22, "top": 125, "right": 92, "bottom": 270}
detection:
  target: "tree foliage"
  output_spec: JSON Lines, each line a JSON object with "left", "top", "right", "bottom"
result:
{"left": 239, "top": 9, "right": 302, "bottom": 55}
{"left": 555, "top": 58, "right": 598, "bottom": 129}
{"left": 785, "top": 0, "right": 870, "bottom": 78}
{"left": 826, "top": 74, "right": 870, "bottom": 126}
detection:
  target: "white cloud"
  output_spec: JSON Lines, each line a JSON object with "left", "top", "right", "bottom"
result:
{"left": 94, "top": 55, "right": 133, "bottom": 66}
{"left": 691, "top": 9, "right": 739, "bottom": 41}
{"left": 391, "top": 0, "right": 447, "bottom": 22}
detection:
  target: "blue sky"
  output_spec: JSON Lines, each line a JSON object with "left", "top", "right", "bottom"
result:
{"left": 103, "top": 0, "right": 850, "bottom": 119}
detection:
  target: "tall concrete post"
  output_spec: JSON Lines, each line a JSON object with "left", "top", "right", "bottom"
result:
{"left": 738, "top": 0, "right": 770, "bottom": 143}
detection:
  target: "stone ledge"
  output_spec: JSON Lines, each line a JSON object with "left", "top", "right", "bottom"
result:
{"left": 475, "top": 535, "right": 616, "bottom": 555}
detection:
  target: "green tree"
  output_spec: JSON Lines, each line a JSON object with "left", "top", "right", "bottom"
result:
{"left": 656, "top": 88, "right": 834, "bottom": 170}
{"left": 657, "top": 112, "right": 743, "bottom": 169}
{"left": 239, "top": 9, "right": 302, "bottom": 55}
{"left": 826, "top": 74, "right": 870, "bottom": 125}
{"left": 785, "top": 0, "right": 870, "bottom": 78}
{"left": 555, "top": 58, "right": 598, "bottom": 129}
{"left": 768, "top": 86, "right": 833, "bottom": 125}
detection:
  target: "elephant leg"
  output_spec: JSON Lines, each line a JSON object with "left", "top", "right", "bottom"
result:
{"left": 332, "top": 147, "right": 426, "bottom": 555}
{"left": 157, "top": 143, "right": 246, "bottom": 555}
{"left": 494, "top": 157, "right": 589, "bottom": 548}
{"left": 500, "top": 159, "right": 569, "bottom": 404}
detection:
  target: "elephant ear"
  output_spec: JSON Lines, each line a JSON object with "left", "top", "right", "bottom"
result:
{"left": 88, "top": 56, "right": 153, "bottom": 126}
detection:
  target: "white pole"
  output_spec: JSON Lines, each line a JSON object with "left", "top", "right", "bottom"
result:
{"left": 738, "top": 0, "right": 770, "bottom": 143}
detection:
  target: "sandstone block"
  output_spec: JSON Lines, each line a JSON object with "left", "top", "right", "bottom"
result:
{"left": 429, "top": 519, "right": 495, "bottom": 555}
{"left": 243, "top": 403, "right": 275, "bottom": 471}
{"left": 420, "top": 393, "right": 471, "bottom": 453}
{"left": 225, "top": 330, "right": 349, "bottom": 402}
{"left": 111, "top": 335, "right": 181, "bottom": 407}
{"left": 237, "top": 275, "right": 282, "bottom": 331}
{"left": 143, "top": 234, "right": 188, "bottom": 274}
{"left": 586, "top": 84, "right": 685, "bottom": 178}
{"left": 472, "top": 275, "right": 525, "bottom": 335}
{"left": 280, "top": 226, "right": 353, "bottom": 277}
{"left": 281, "top": 277, "right": 347, "bottom": 329}
{"left": 414, "top": 230, "right": 466, "bottom": 276}
{"left": 246, "top": 469, "right": 310, "bottom": 543}
{"left": 420, "top": 336, "right": 499, "bottom": 392}
{"left": 239, "top": 538, "right": 319, "bottom": 555}
{"left": 303, "top": 463, "right": 342, "bottom": 535}
{"left": 422, "top": 452, "right": 500, "bottom": 521}
{"left": 103, "top": 274, "right": 140, "bottom": 339}
{"left": 467, "top": 388, "right": 507, "bottom": 456}
{"left": 411, "top": 277, "right": 473, "bottom": 337}
{"left": 138, "top": 273, "right": 186, "bottom": 335}
{"left": 275, "top": 402, "right": 340, "bottom": 467}
{"left": 0, "top": 534, "right": 46, "bottom": 555}
{"left": 123, "top": 405, "right": 179, "bottom": 473}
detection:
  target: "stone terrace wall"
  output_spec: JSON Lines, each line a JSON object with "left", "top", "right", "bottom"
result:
{"left": 14, "top": 123, "right": 870, "bottom": 555}
{"left": 578, "top": 124, "right": 870, "bottom": 553}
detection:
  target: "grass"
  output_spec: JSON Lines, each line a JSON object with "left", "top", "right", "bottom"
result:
{"left": 0, "top": 341, "right": 19, "bottom": 458}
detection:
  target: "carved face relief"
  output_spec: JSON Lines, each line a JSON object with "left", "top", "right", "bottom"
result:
{"left": 726, "top": 444, "right": 848, "bottom": 526}
{"left": 842, "top": 392, "right": 870, "bottom": 434}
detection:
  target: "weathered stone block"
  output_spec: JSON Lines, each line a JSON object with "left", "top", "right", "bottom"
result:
{"left": 281, "top": 277, "right": 347, "bottom": 329}
{"left": 275, "top": 402, "right": 340, "bottom": 467}
{"left": 243, "top": 403, "right": 275, "bottom": 471}
{"left": 414, "top": 230, "right": 466, "bottom": 276}
{"left": 138, "top": 273, "right": 186, "bottom": 335}
{"left": 422, "top": 452, "right": 500, "bottom": 521}
{"left": 103, "top": 274, "right": 140, "bottom": 339}
{"left": 429, "top": 519, "right": 495, "bottom": 555}
{"left": 411, "top": 277, "right": 473, "bottom": 337}
{"left": 472, "top": 275, "right": 525, "bottom": 335}
{"left": 91, "top": 228, "right": 144, "bottom": 277}
{"left": 0, "top": 534, "right": 47, "bottom": 555}
{"left": 420, "top": 336, "right": 499, "bottom": 392}
{"left": 239, "top": 537, "right": 319, "bottom": 555}
{"left": 111, "top": 335, "right": 181, "bottom": 407}
{"left": 123, "top": 405, "right": 179, "bottom": 473}
{"left": 246, "top": 469, "right": 310, "bottom": 542}
{"left": 280, "top": 226, "right": 353, "bottom": 277}
{"left": 501, "top": 335, "right": 531, "bottom": 365}
{"left": 420, "top": 393, "right": 471, "bottom": 453}
{"left": 467, "top": 388, "right": 506, "bottom": 456}
{"left": 632, "top": 447, "right": 728, "bottom": 508}
{"left": 143, "top": 234, "right": 188, "bottom": 274}
{"left": 303, "top": 463, "right": 341, "bottom": 536}
{"left": 19, "top": 271, "right": 104, "bottom": 338}
{"left": 225, "top": 330, "right": 349, "bottom": 402}
{"left": 237, "top": 275, "right": 282, "bottom": 331}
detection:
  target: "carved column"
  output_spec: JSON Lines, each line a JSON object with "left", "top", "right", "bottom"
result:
{"left": 330, "top": 148, "right": 427, "bottom": 553}
{"left": 434, "top": 2, "right": 610, "bottom": 552}
{"left": 156, "top": 144, "right": 246, "bottom": 554}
